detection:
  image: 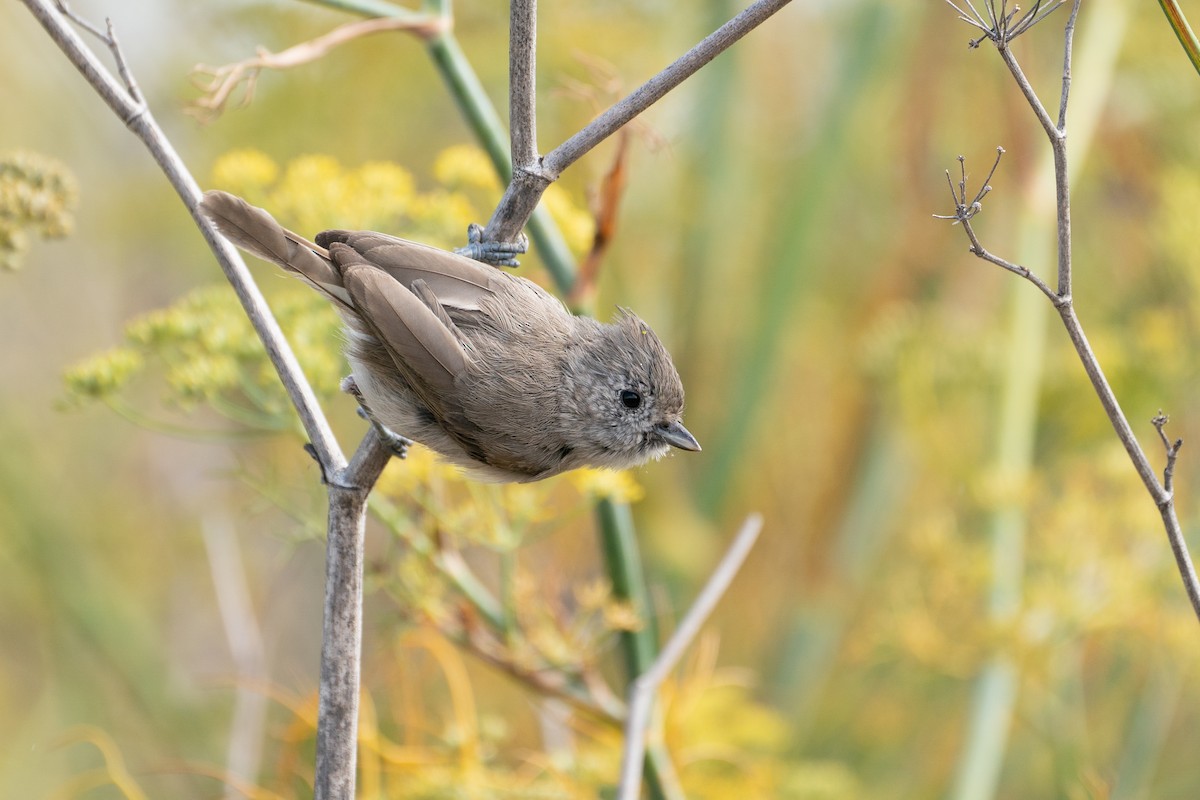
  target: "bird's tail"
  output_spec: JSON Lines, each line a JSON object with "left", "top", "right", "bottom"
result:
{"left": 199, "top": 190, "right": 352, "bottom": 307}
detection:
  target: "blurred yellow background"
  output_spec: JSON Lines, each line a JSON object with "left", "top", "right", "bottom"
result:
{"left": 4, "top": 0, "right": 1200, "bottom": 797}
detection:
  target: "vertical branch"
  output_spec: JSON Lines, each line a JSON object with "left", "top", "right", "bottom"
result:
{"left": 508, "top": 0, "right": 538, "bottom": 168}
{"left": 1051, "top": 1, "right": 1081, "bottom": 295}
{"left": 595, "top": 499, "right": 659, "bottom": 683}
{"left": 422, "top": 25, "right": 579, "bottom": 292}
{"left": 313, "top": 484, "right": 366, "bottom": 799}
{"left": 996, "top": 45, "right": 1073, "bottom": 296}
{"left": 315, "top": 429, "right": 392, "bottom": 800}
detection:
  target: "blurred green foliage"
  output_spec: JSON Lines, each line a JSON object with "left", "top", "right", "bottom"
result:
{"left": 6, "top": 0, "right": 1200, "bottom": 798}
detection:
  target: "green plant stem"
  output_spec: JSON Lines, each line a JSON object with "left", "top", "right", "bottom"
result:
{"left": 1157, "top": 0, "right": 1200, "bottom": 76}
{"left": 596, "top": 497, "right": 659, "bottom": 679}
{"left": 595, "top": 497, "right": 675, "bottom": 800}
{"left": 695, "top": 5, "right": 887, "bottom": 516}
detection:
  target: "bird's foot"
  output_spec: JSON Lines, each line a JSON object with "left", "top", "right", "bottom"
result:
{"left": 341, "top": 376, "right": 413, "bottom": 459}
{"left": 454, "top": 223, "right": 528, "bottom": 268}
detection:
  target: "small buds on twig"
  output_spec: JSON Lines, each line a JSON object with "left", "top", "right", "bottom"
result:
{"left": 932, "top": 146, "right": 1005, "bottom": 224}
{"left": 1153, "top": 411, "right": 1184, "bottom": 497}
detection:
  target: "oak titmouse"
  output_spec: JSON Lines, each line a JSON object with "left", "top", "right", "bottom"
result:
{"left": 200, "top": 190, "right": 700, "bottom": 482}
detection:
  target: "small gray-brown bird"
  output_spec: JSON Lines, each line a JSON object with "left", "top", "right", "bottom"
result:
{"left": 199, "top": 190, "right": 699, "bottom": 482}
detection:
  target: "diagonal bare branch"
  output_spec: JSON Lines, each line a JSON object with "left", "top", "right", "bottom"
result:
{"left": 616, "top": 514, "right": 763, "bottom": 800}
{"left": 22, "top": 0, "right": 346, "bottom": 476}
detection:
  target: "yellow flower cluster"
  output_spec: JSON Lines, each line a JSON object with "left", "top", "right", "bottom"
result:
{"left": 0, "top": 150, "right": 78, "bottom": 271}
{"left": 61, "top": 347, "right": 142, "bottom": 403}
{"left": 211, "top": 147, "right": 596, "bottom": 255}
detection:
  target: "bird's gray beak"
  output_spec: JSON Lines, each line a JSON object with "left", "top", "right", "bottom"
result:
{"left": 657, "top": 420, "right": 701, "bottom": 452}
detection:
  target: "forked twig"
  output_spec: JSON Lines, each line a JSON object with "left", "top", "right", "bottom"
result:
{"left": 1153, "top": 412, "right": 1184, "bottom": 497}
{"left": 54, "top": 0, "right": 143, "bottom": 103}
{"left": 483, "top": 0, "right": 793, "bottom": 243}
{"left": 939, "top": 0, "right": 1200, "bottom": 621}
{"left": 933, "top": 148, "right": 1060, "bottom": 305}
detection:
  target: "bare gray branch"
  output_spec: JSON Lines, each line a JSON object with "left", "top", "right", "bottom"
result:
{"left": 483, "top": 0, "right": 793, "bottom": 242}
{"left": 21, "top": 0, "right": 346, "bottom": 476}
{"left": 940, "top": 0, "right": 1200, "bottom": 622}
{"left": 616, "top": 514, "right": 763, "bottom": 800}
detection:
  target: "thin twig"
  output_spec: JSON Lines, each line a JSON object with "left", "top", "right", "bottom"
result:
{"left": 543, "top": 0, "right": 789, "bottom": 177}
{"left": 483, "top": 0, "right": 793, "bottom": 242}
{"left": 1057, "top": 0, "right": 1081, "bottom": 130}
{"left": 961, "top": 222, "right": 1061, "bottom": 304}
{"left": 996, "top": 47, "right": 1059, "bottom": 141}
{"left": 188, "top": 14, "right": 444, "bottom": 122}
{"left": 943, "top": 0, "right": 1067, "bottom": 48}
{"left": 615, "top": 514, "right": 763, "bottom": 800}
{"left": 1152, "top": 412, "right": 1183, "bottom": 496}
{"left": 53, "top": 2, "right": 144, "bottom": 103}
{"left": 932, "top": 149, "right": 1060, "bottom": 303}
{"left": 945, "top": 169, "right": 1200, "bottom": 619}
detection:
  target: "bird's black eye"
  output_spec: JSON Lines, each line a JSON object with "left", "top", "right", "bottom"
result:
{"left": 620, "top": 389, "right": 642, "bottom": 409}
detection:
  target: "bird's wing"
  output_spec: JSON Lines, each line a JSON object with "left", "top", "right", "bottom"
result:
{"left": 337, "top": 252, "right": 467, "bottom": 396}
{"left": 317, "top": 230, "right": 501, "bottom": 312}
{"left": 335, "top": 245, "right": 494, "bottom": 464}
